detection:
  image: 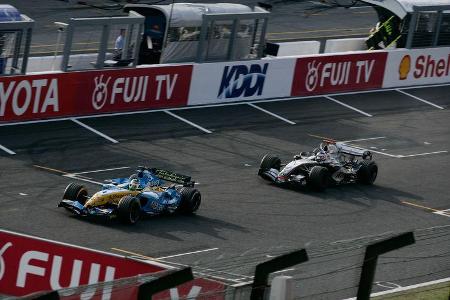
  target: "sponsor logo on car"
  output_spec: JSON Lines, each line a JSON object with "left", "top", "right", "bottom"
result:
{"left": 0, "top": 78, "right": 59, "bottom": 117}
{"left": 218, "top": 63, "right": 268, "bottom": 99}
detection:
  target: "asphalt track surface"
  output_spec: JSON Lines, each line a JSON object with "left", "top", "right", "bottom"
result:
{"left": 1, "top": 85, "right": 449, "bottom": 299}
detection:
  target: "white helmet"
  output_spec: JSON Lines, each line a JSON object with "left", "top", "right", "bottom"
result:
{"left": 327, "top": 144, "right": 338, "bottom": 154}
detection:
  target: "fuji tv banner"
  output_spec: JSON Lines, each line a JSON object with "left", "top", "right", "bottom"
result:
{"left": 0, "top": 229, "right": 226, "bottom": 299}
{"left": 291, "top": 52, "right": 387, "bottom": 96}
{"left": 0, "top": 65, "right": 192, "bottom": 122}
{"left": 188, "top": 58, "right": 296, "bottom": 105}
{"left": 383, "top": 47, "right": 450, "bottom": 88}
{"left": 0, "top": 229, "right": 166, "bottom": 298}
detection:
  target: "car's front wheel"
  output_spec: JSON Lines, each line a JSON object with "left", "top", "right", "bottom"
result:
{"left": 118, "top": 195, "right": 141, "bottom": 224}
{"left": 63, "top": 183, "right": 88, "bottom": 205}
{"left": 308, "top": 166, "right": 330, "bottom": 191}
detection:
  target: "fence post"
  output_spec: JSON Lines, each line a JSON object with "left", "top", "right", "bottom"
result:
{"left": 250, "top": 249, "right": 308, "bottom": 300}
{"left": 137, "top": 267, "right": 194, "bottom": 300}
{"left": 357, "top": 232, "right": 415, "bottom": 300}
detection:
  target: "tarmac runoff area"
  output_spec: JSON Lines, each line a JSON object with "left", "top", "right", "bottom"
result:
{"left": 0, "top": 85, "right": 449, "bottom": 298}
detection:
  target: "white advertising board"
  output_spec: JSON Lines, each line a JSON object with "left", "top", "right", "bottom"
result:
{"left": 188, "top": 58, "right": 296, "bottom": 105}
{"left": 383, "top": 47, "right": 450, "bottom": 88}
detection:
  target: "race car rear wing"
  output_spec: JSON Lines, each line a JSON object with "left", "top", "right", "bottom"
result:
{"left": 336, "top": 142, "right": 372, "bottom": 158}
{"left": 138, "top": 166, "right": 195, "bottom": 186}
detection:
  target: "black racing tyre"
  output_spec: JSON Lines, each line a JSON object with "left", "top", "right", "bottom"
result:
{"left": 178, "top": 187, "right": 201, "bottom": 214}
{"left": 63, "top": 183, "right": 88, "bottom": 205}
{"left": 118, "top": 195, "right": 141, "bottom": 224}
{"left": 308, "top": 166, "right": 330, "bottom": 191}
{"left": 259, "top": 154, "right": 281, "bottom": 172}
{"left": 357, "top": 161, "right": 378, "bottom": 185}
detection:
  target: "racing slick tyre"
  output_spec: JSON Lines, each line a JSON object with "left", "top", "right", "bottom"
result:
{"left": 63, "top": 183, "right": 88, "bottom": 205}
{"left": 118, "top": 196, "right": 141, "bottom": 224}
{"left": 178, "top": 187, "right": 201, "bottom": 214}
{"left": 357, "top": 161, "right": 378, "bottom": 185}
{"left": 260, "top": 154, "right": 281, "bottom": 171}
{"left": 308, "top": 166, "right": 330, "bottom": 191}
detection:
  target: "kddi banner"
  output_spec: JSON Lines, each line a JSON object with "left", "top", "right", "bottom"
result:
{"left": 291, "top": 52, "right": 387, "bottom": 96}
{"left": 188, "top": 59, "right": 296, "bottom": 105}
{"left": 0, "top": 65, "right": 192, "bottom": 123}
{"left": 383, "top": 47, "right": 450, "bottom": 87}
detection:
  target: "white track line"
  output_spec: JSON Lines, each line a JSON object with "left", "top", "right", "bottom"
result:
{"left": 156, "top": 248, "right": 219, "bottom": 260}
{"left": 325, "top": 96, "right": 373, "bottom": 117}
{"left": 247, "top": 103, "right": 296, "bottom": 125}
{"left": 343, "top": 277, "right": 450, "bottom": 300}
{"left": 63, "top": 173, "right": 104, "bottom": 185}
{"left": 433, "top": 209, "right": 450, "bottom": 218}
{"left": 72, "top": 166, "right": 130, "bottom": 175}
{"left": 396, "top": 89, "right": 445, "bottom": 110}
{"left": 71, "top": 118, "right": 119, "bottom": 143}
{"left": 340, "top": 137, "right": 386, "bottom": 143}
{"left": 0, "top": 144, "right": 15, "bottom": 155}
{"left": 397, "top": 151, "right": 448, "bottom": 158}
{"left": 164, "top": 110, "right": 212, "bottom": 134}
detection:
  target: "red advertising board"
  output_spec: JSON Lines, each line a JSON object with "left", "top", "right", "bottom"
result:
{"left": 0, "top": 229, "right": 165, "bottom": 297}
{"left": 0, "top": 65, "right": 192, "bottom": 123}
{"left": 291, "top": 52, "right": 387, "bottom": 96}
{"left": 0, "top": 229, "right": 226, "bottom": 299}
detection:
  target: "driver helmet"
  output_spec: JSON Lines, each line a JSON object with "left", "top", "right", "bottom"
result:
{"left": 129, "top": 179, "right": 140, "bottom": 191}
{"left": 316, "top": 151, "right": 327, "bottom": 161}
{"left": 327, "top": 144, "right": 338, "bottom": 154}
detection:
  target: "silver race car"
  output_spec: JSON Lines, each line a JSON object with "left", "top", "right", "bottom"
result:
{"left": 258, "top": 140, "right": 378, "bottom": 191}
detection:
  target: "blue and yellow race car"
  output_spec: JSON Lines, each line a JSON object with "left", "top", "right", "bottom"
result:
{"left": 58, "top": 167, "right": 201, "bottom": 224}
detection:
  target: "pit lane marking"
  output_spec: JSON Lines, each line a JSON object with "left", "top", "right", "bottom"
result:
{"left": 396, "top": 89, "right": 445, "bottom": 110}
{"left": 71, "top": 118, "right": 119, "bottom": 143}
{"left": 401, "top": 201, "right": 450, "bottom": 218}
{"left": 33, "top": 164, "right": 69, "bottom": 174}
{"left": 340, "top": 137, "right": 386, "bottom": 143}
{"left": 0, "top": 144, "right": 16, "bottom": 155}
{"left": 247, "top": 103, "right": 296, "bottom": 125}
{"left": 63, "top": 173, "right": 104, "bottom": 185}
{"left": 325, "top": 96, "right": 373, "bottom": 117}
{"left": 157, "top": 248, "right": 219, "bottom": 259}
{"left": 71, "top": 166, "right": 131, "bottom": 175}
{"left": 164, "top": 110, "right": 212, "bottom": 134}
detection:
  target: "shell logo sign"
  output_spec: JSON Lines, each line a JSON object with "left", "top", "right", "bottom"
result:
{"left": 383, "top": 48, "right": 450, "bottom": 88}
{"left": 399, "top": 55, "right": 411, "bottom": 80}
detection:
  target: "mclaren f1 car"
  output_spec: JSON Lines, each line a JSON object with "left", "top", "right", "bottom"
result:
{"left": 258, "top": 140, "right": 378, "bottom": 191}
{"left": 58, "top": 167, "right": 201, "bottom": 224}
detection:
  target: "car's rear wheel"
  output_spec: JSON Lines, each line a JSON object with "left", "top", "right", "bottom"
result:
{"left": 357, "top": 161, "right": 378, "bottom": 185}
{"left": 63, "top": 183, "right": 88, "bottom": 205}
{"left": 118, "top": 195, "right": 141, "bottom": 224}
{"left": 178, "top": 187, "right": 201, "bottom": 214}
{"left": 308, "top": 166, "right": 330, "bottom": 191}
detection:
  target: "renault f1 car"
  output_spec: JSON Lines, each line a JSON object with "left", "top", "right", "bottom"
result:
{"left": 58, "top": 167, "right": 201, "bottom": 224}
{"left": 258, "top": 141, "right": 378, "bottom": 191}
